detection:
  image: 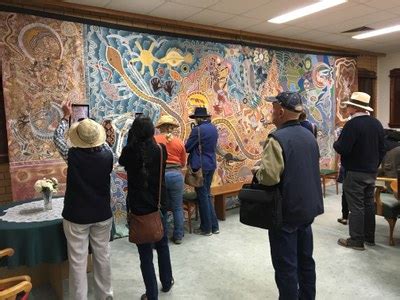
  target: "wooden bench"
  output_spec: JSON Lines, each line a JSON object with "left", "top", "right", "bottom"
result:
{"left": 211, "top": 182, "right": 247, "bottom": 221}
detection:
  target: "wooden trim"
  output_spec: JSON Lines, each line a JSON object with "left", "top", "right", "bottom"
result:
{"left": 0, "top": 0, "right": 385, "bottom": 57}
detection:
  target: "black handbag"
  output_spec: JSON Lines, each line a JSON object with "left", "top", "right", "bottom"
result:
{"left": 238, "top": 176, "right": 282, "bottom": 230}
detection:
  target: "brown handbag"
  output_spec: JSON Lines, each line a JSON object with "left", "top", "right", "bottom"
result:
{"left": 184, "top": 128, "right": 204, "bottom": 187}
{"left": 128, "top": 144, "right": 164, "bottom": 244}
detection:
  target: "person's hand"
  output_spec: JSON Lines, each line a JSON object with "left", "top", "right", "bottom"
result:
{"left": 251, "top": 166, "right": 260, "bottom": 175}
{"left": 62, "top": 99, "right": 72, "bottom": 119}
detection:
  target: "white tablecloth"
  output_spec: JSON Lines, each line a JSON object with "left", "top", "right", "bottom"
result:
{"left": 0, "top": 198, "right": 64, "bottom": 223}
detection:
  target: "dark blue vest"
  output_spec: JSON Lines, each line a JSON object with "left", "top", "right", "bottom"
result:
{"left": 270, "top": 121, "right": 324, "bottom": 224}
{"left": 63, "top": 146, "right": 113, "bottom": 224}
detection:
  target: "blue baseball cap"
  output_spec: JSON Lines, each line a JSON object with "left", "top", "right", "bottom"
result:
{"left": 267, "top": 92, "right": 304, "bottom": 113}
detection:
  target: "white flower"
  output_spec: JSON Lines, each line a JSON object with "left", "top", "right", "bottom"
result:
{"left": 34, "top": 177, "right": 59, "bottom": 193}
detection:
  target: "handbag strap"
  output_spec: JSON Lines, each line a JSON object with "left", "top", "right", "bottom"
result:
{"left": 157, "top": 144, "right": 163, "bottom": 209}
{"left": 197, "top": 127, "right": 203, "bottom": 168}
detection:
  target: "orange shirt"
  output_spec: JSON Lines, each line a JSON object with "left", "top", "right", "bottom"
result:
{"left": 154, "top": 134, "right": 186, "bottom": 167}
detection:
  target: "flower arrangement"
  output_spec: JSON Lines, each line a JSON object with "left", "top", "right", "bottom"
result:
{"left": 34, "top": 177, "right": 59, "bottom": 194}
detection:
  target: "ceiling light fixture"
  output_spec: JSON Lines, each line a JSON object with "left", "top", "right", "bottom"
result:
{"left": 352, "top": 25, "right": 400, "bottom": 39}
{"left": 268, "top": 0, "right": 347, "bottom": 24}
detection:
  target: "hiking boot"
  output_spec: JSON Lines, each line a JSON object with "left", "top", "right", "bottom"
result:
{"left": 193, "top": 228, "right": 212, "bottom": 236}
{"left": 337, "top": 238, "right": 365, "bottom": 251}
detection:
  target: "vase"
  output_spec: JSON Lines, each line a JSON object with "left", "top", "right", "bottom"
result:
{"left": 42, "top": 190, "right": 53, "bottom": 210}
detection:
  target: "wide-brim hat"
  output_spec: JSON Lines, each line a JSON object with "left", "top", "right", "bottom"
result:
{"left": 69, "top": 118, "right": 106, "bottom": 148}
{"left": 189, "top": 107, "right": 211, "bottom": 119}
{"left": 343, "top": 91, "right": 373, "bottom": 112}
{"left": 156, "top": 115, "right": 179, "bottom": 128}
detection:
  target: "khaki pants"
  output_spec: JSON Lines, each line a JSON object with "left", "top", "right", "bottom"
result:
{"left": 63, "top": 218, "right": 113, "bottom": 300}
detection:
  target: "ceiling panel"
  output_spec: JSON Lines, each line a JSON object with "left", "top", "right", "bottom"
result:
{"left": 105, "top": 0, "right": 165, "bottom": 14}
{"left": 149, "top": 2, "right": 203, "bottom": 20}
{"left": 185, "top": 9, "right": 234, "bottom": 26}
{"left": 364, "top": 0, "right": 400, "bottom": 9}
{"left": 216, "top": 16, "right": 264, "bottom": 31}
{"left": 208, "top": 0, "right": 270, "bottom": 15}
{"left": 170, "top": 0, "right": 219, "bottom": 9}
{"left": 244, "top": 0, "right": 317, "bottom": 21}
{"left": 62, "top": 0, "right": 400, "bottom": 53}
{"left": 245, "top": 21, "right": 287, "bottom": 35}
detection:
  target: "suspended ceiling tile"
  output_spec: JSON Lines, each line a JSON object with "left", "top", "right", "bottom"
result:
{"left": 105, "top": 0, "right": 165, "bottom": 14}
{"left": 216, "top": 15, "right": 265, "bottom": 31}
{"left": 170, "top": 0, "right": 220, "bottom": 8}
{"left": 185, "top": 9, "right": 234, "bottom": 26}
{"left": 244, "top": 0, "right": 317, "bottom": 21}
{"left": 149, "top": 2, "right": 203, "bottom": 20}
{"left": 364, "top": 0, "right": 400, "bottom": 9}
{"left": 209, "top": 0, "right": 271, "bottom": 15}
{"left": 244, "top": 21, "right": 287, "bottom": 34}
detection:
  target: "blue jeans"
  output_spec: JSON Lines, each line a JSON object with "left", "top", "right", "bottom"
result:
{"left": 195, "top": 169, "right": 219, "bottom": 233}
{"left": 165, "top": 170, "right": 184, "bottom": 240}
{"left": 136, "top": 213, "right": 173, "bottom": 300}
{"left": 268, "top": 222, "right": 316, "bottom": 300}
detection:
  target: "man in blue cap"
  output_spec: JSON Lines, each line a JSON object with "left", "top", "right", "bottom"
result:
{"left": 253, "top": 91, "right": 324, "bottom": 299}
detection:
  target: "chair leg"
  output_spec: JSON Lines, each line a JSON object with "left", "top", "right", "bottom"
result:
{"left": 335, "top": 181, "right": 339, "bottom": 195}
{"left": 385, "top": 218, "right": 397, "bottom": 246}
{"left": 187, "top": 203, "right": 192, "bottom": 234}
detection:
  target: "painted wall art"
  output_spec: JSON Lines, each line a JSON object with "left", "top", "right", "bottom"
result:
{"left": 0, "top": 11, "right": 356, "bottom": 237}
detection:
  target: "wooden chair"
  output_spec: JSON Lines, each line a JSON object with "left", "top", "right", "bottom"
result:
{"left": 320, "top": 169, "right": 339, "bottom": 197}
{"left": 375, "top": 176, "right": 400, "bottom": 246}
{"left": 182, "top": 191, "right": 199, "bottom": 233}
{"left": 320, "top": 154, "right": 339, "bottom": 198}
{"left": 0, "top": 248, "right": 32, "bottom": 300}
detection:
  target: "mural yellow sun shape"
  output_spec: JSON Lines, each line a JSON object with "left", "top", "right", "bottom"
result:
{"left": 130, "top": 41, "right": 159, "bottom": 76}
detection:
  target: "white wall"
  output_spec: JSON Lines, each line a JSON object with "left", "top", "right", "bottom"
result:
{"left": 377, "top": 52, "right": 400, "bottom": 128}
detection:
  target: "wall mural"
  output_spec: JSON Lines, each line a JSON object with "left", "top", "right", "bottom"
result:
{"left": 0, "top": 12, "right": 356, "bottom": 237}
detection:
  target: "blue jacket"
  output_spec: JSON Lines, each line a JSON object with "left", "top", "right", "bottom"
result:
{"left": 185, "top": 120, "right": 218, "bottom": 171}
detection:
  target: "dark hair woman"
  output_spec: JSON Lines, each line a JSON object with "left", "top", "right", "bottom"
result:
{"left": 119, "top": 117, "right": 174, "bottom": 300}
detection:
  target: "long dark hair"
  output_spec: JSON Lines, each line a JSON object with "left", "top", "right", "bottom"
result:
{"left": 127, "top": 117, "right": 155, "bottom": 188}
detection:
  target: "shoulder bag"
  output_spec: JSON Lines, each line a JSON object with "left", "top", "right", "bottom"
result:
{"left": 128, "top": 144, "right": 164, "bottom": 244}
{"left": 185, "top": 128, "right": 204, "bottom": 187}
{"left": 238, "top": 175, "right": 282, "bottom": 230}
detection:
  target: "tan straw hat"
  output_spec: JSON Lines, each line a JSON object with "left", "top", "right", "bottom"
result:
{"left": 156, "top": 115, "right": 179, "bottom": 128}
{"left": 342, "top": 92, "right": 373, "bottom": 112}
{"left": 68, "top": 118, "right": 106, "bottom": 148}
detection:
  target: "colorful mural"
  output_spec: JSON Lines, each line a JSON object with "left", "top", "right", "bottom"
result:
{"left": 0, "top": 12, "right": 86, "bottom": 201}
{"left": 0, "top": 12, "right": 356, "bottom": 237}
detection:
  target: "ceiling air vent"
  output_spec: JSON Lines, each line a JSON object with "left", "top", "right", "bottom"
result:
{"left": 341, "top": 26, "right": 373, "bottom": 33}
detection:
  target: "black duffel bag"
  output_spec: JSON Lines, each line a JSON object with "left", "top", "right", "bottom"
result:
{"left": 238, "top": 176, "right": 282, "bottom": 230}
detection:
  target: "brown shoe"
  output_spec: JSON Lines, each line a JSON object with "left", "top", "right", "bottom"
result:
{"left": 337, "top": 218, "right": 348, "bottom": 225}
{"left": 337, "top": 238, "right": 365, "bottom": 251}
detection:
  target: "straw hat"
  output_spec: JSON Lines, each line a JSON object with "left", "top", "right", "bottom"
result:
{"left": 156, "top": 115, "right": 179, "bottom": 128}
{"left": 68, "top": 118, "right": 106, "bottom": 148}
{"left": 342, "top": 92, "right": 373, "bottom": 112}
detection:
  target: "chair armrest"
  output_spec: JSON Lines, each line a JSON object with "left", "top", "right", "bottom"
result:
{"left": 376, "top": 177, "right": 397, "bottom": 182}
{"left": 0, "top": 280, "right": 32, "bottom": 299}
{"left": 0, "top": 248, "right": 14, "bottom": 259}
{"left": 374, "top": 186, "right": 385, "bottom": 215}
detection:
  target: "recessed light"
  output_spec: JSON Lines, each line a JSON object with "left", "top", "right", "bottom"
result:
{"left": 352, "top": 25, "right": 400, "bottom": 39}
{"left": 268, "top": 0, "right": 347, "bottom": 24}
